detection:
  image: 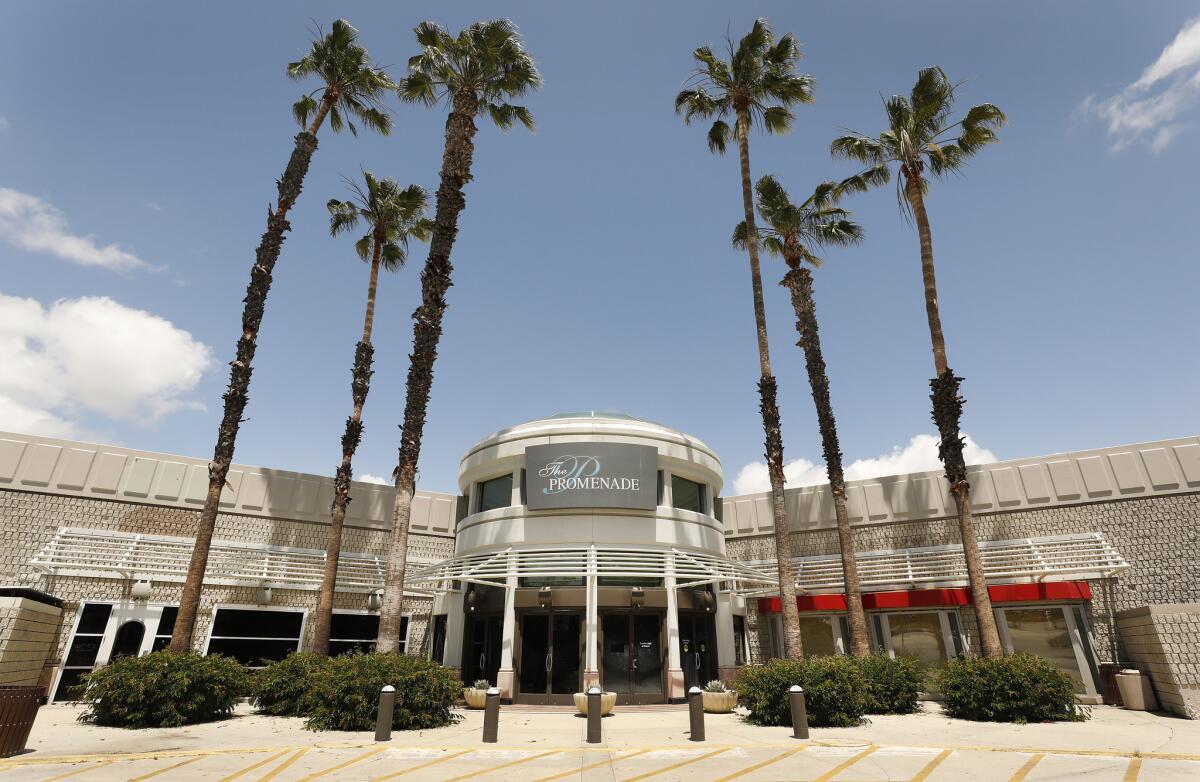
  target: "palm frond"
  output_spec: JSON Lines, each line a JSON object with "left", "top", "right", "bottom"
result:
{"left": 707, "top": 120, "right": 730, "bottom": 154}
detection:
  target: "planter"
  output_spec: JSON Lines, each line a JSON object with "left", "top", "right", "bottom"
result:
{"left": 702, "top": 690, "right": 737, "bottom": 714}
{"left": 463, "top": 688, "right": 489, "bottom": 710}
{"left": 573, "top": 691, "right": 617, "bottom": 716}
{"left": 1115, "top": 670, "right": 1159, "bottom": 711}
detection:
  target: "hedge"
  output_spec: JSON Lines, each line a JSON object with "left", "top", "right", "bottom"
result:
{"left": 937, "top": 653, "right": 1088, "bottom": 723}
{"left": 303, "top": 652, "right": 460, "bottom": 731}
{"left": 734, "top": 656, "right": 867, "bottom": 727}
{"left": 855, "top": 654, "right": 923, "bottom": 714}
{"left": 78, "top": 651, "right": 250, "bottom": 728}
{"left": 251, "top": 653, "right": 332, "bottom": 717}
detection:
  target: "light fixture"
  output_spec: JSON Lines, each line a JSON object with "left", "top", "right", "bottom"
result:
{"left": 465, "top": 589, "right": 479, "bottom": 613}
{"left": 537, "top": 587, "right": 553, "bottom": 608}
{"left": 256, "top": 584, "right": 273, "bottom": 605}
{"left": 367, "top": 591, "right": 381, "bottom": 611}
{"left": 130, "top": 580, "right": 151, "bottom": 600}
{"left": 630, "top": 587, "right": 645, "bottom": 609}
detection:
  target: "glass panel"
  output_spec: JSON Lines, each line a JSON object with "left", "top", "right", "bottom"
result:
{"left": 733, "top": 616, "right": 747, "bottom": 666}
{"left": 520, "top": 576, "right": 585, "bottom": 587}
{"left": 431, "top": 615, "right": 447, "bottom": 665}
{"left": 519, "top": 614, "right": 549, "bottom": 695}
{"left": 151, "top": 636, "right": 170, "bottom": 653}
{"left": 211, "top": 609, "right": 303, "bottom": 639}
{"left": 870, "top": 615, "right": 886, "bottom": 654}
{"left": 207, "top": 638, "right": 299, "bottom": 666}
{"left": 946, "top": 612, "right": 965, "bottom": 658}
{"left": 53, "top": 668, "right": 90, "bottom": 701}
{"left": 551, "top": 614, "right": 581, "bottom": 695}
{"left": 76, "top": 604, "right": 112, "bottom": 635}
{"left": 330, "top": 613, "right": 379, "bottom": 640}
{"left": 633, "top": 615, "right": 663, "bottom": 694}
{"left": 155, "top": 607, "right": 178, "bottom": 637}
{"left": 799, "top": 615, "right": 837, "bottom": 657}
{"left": 598, "top": 577, "right": 662, "bottom": 587}
{"left": 887, "top": 612, "right": 949, "bottom": 670}
{"left": 397, "top": 616, "right": 409, "bottom": 654}
{"left": 64, "top": 635, "right": 104, "bottom": 667}
{"left": 671, "top": 476, "right": 704, "bottom": 513}
{"left": 1003, "top": 607, "right": 1086, "bottom": 693}
{"left": 330, "top": 640, "right": 375, "bottom": 656}
{"left": 110, "top": 621, "right": 146, "bottom": 660}
{"left": 477, "top": 474, "right": 513, "bottom": 512}
{"left": 602, "top": 615, "right": 632, "bottom": 694}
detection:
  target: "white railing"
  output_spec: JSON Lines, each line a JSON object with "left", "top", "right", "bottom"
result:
{"left": 745, "top": 532, "right": 1128, "bottom": 593}
{"left": 29, "top": 527, "right": 428, "bottom": 594}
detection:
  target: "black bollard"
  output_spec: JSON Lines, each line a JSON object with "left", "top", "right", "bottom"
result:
{"left": 482, "top": 686, "right": 501, "bottom": 743}
{"left": 687, "top": 686, "right": 705, "bottom": 742}
{"left": 789, "top": 685, "right": 809, "bottom": 740}
{"left": 375, "top": 684, "right": 396, "bottom": 742}
{"left": 586, "top": 685, "right": 603, "bottom": 744}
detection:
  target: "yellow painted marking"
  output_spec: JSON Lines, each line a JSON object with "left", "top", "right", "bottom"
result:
{"left": 127, "top": 756, "right": 201, "bottom": 780}
{"left": 39, "top": 762, "right": 111, "bottom": 782}
{"left": 621, "top": 747, "right": 730, "bottom": 782}
{"left": 296, "top": 746, "right": 389, "bottom": 781}
{"left": 218, "top": 750, "right": 294, "bottom": 782}
{"left": 368, "top": 749, "right": 471, "bottom": 781}
{"left": 910, "top": 748, "right": 953, "bottom": 781}
{"left": 533, "top": 749, "right": 652, "bottom": 782}
{"left": 1007, "top": 754, "right": 1044, "bottom": 782}
{"left": 812, "top": 745, "right": 879, "bottom": 782}
{"left": 441, "top": 749, "right": 560, "bottom": 782}
{"left": 257, "top": 747, "right": 309, "bottom": 781}
{"left": 1123, "top": 757, "right": 1142, "bottom": 781}
{"left": 712, "top": 745, "right": 808, "bottom": 782}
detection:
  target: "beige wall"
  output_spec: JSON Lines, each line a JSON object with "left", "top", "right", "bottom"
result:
{"left": 0, "top": 595, "right": 62, "bottom": 688}
{"left": 1117, "top": 604, "right": 1200, "bottom": 719}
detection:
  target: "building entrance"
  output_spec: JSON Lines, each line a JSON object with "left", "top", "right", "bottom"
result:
{"left": 601, "top": 613, "right": 665, "bottom": 704}
{"left": 517, "top": 611, "right": 583, "bottom": 704}
{"left": 679, "top": 613, "right": 717, "bottom": 691}
{"left": 462, "top": 614, "right": 502, "bottom": 687}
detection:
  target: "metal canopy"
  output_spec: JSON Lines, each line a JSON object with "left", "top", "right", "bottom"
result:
{"left": 748, "top": 532, "right": 1129, "bottom": 594}
{"left": 403, "top": 545, "right": 780, "bottom": 595}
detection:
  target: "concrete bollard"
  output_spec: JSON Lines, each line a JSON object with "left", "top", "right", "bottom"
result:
{"left": 482, "top": 686, "right": 501, "bottom": 743}
{"left": 375, "top": 685, "right": 396, "bottom": 742}
{"left": 687, "top": 686, "right": 705, "bottom": 742}
{"left": 789, "top": 685, "right": 809, "bottom": 740}
{"left": 586, "top": 685, "right": 603, "bottom": 744}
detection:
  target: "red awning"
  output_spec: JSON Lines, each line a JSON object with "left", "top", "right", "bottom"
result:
{"left": 756, "top": 581, "right": 1093, "bottom": 614}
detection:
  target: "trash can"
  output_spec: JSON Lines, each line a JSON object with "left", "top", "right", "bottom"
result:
{"left": 1115, "top": 669, "right": 1159, "bottom": 712}
{"left": 0, "top": 685, "right": 46, "bottom": 758}
{"left": 1099, "top": 662, "right": 1124, "bottom": 706}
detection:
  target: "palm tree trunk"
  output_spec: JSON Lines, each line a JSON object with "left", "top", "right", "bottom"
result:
{"left": 734, "top": 108, "right": 802, "bottom": 659}
{"left": 311, "top": 238, "right": 383, "bottom": 656}
{"left": 377, "top": 89, "right": 479, "bottom": 653}
{"left": 904, "top": 175, "right": 1003, "bottom": 658}
{"left": 168, "top": 125, "right": 322, "bottom": 653}
{"left": 781, "top": 264, "right": 869, "bottom": 657}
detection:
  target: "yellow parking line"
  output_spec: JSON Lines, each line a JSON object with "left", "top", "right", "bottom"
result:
{"left": 712, "top": 745, "right": 808, "bottom": 782}
{"left": 39, "top": 762, "right": 111, "bottom": 782}
{"left": 127, "top": 756, "right": 201, "bottom": 780}
{"left": 621, "top": 748, "right": 729, "bottom": 782}
{"left": 1123, "top": 757, "right": 1142, "bottom": 781}
{"left": 218, "top": 750, "right": 295, "bottom": 782}
{"left": 257, "top": 747, "right": 309, "bottom": 781}
{"left": 441, "top": 749, "right": 560, "bottom": 782}
{"left": 533, "top": 748, "right": 652, "bottom": 782}
{"left": 910, "top": 748, "right": 953, "bottom": 781}
{"left": 368, "top": 749, "right": 471, "bottom": 781}
{"left": 812, "top": 745, "right": 878, "bottom": 782}
{"left": 1007, "top": 754, "right": 1044, "bottom": 782}
{"left": 297, "top": 746, "right": 389, "bottom": 781}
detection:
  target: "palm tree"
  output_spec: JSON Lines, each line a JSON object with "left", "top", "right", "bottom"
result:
{"left": 675, "top": 19, "right": 814, "bottom": 659}
{"left": 734, "top": 176, "right": 870, "bottom": 656}
{"left": 831, "top": 67, "right": 1006, "bottom": 657}
{"left": 375, "top": 19, "right": 541, "bottom": 652}
{"left": 168, "top": 20, "right": 395, "bottom": 653}
{"left": 310, "top": 174, "right": 432, "bottom": 656}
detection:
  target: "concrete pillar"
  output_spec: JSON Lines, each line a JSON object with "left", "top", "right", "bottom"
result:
{"left": 584, "top": 546, "right": 600, "bottom": 688}
{"left": 714, "top": 589, "right": 738, "bottom": 682}
{"left": 665, "top": 554, "right": 684, "bottom": 701}
{"left": 496, "top": 554, "right": 518, "bottom": 700}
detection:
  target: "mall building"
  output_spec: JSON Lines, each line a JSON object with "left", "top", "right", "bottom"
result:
{"left": 1, "top": 413, "right": 1198, "bottom": 716}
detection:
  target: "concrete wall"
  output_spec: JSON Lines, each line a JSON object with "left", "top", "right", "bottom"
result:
{"left": 1116, "top": 604, "right": 1200, "bottom": 719}
{"left": 0, "top": 592, "right": 62, "bottom": 688}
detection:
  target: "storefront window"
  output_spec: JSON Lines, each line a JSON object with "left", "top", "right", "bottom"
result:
{"left": 206, "top": 607, "right": 304, "bottom": 666}
{"left": 54, "top": 603, "right": 113, "bottom": 701}
{"left": 327, "top": 612, "right": 408, "bottom": 656}
{"left": 999, "top": 607, "right": 1088, "bottom": 693}
{"left": 476, "top": 473, "right": 513, "bottom": 513}
{"left": 671, "top": 475, "right": 706, "bottom": 513}
{"left": 799, "top": 615, "right": 838, "bottom": 657}
{"left": 872, "top": 611, "right": 953, "bottom": 670}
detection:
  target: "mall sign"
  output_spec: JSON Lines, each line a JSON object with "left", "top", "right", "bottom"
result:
{"left": 525, "top": 442, "right": 657, "bottom": 510}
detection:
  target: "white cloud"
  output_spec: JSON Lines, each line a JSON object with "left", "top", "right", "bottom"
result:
{"left": 0, "top": 116, "right": 9, "bottom": 131}
{"left": 144, "top": 201, "right": 164, "bottom": 213}
{"left": 731, "top": 433, "right": 997, "bottom": 496}
{"left": 358, "top": 473, "right": 390, "bottom": 485}
{"left": 0, "top": 293, "right": 214, "bottom": 438}
{"left": 0, "top": 188, "right": 155, "bottom": 271}
{"left": 1082, "top": 16, "right": 1200, "bottom": 153}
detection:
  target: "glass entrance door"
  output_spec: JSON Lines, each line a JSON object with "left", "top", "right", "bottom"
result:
{"left": 517, "top": 612, "right": 582, "bottom": 704}
{"left": 463, "top": 614, "right": 502, "bottom": 687}
{"left": 679, "top": 614, "right": 717, "bottom": 691}
{"left": 602, "top": 613, "right": 664, "bottom": 704}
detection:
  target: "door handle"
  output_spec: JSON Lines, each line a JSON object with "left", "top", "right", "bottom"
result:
{"left": 545, "top": 652, "right": 553, "bottom": 672}
{"left": 695, "top": 652, "right": 700, "bottom": 671}
{"left": 480, "top": 653, "right": 486, "bottom": 670}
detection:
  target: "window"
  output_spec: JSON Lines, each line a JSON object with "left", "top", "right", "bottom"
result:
{"left": 476, "top": 473, "right": 513, "bottom": 513}
{"left": 598, "top": 577, "right": 663, "bottom": 587}
{"left": 206, "top": 608, "right": 304, "bottom": 666}
{"left": 520, "top": 576, "right": 585, "bottom": 587}
{"left": 151, "top": 607, "right": 178, "bottom": 652}
{"left": 996, "top": 605, "right": 1099, "bottom": 695}
{"left": 733, "top": 615, "right": 748, "bottom": 666}
{"left": 431, "top": 615, "right": 448, "bottom": 664}
{"left": 869, "top": 610, "right": 961, "bottom": 671}
{"left": 799, "top": 615, "right": 839, "bottom": 657}
{"left": 325, "top": 612, "right": 409, "bottom": 655}
{"left": 671, "top": 475, "right": 706, "bottom": 513}
{"left": 54, "top": 603, "right": 112, "bottom": 701}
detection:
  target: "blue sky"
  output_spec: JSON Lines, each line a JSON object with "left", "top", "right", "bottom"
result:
{"left": 1, "top": 1, "right": 1197, "bottom": 496}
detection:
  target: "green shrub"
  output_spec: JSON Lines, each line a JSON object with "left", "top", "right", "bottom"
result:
{"left": 855, "top": 654, "right": 923, "bottom": 714}
{"left": 305, "top": 652, "right": 460, "bottom": 732}
{"left": 734, "top": 656, "right": 867, "bottom": 727}
{"left": 252, "top": 653, "right": 332, "bottom": 717}
{"left": 937, "top": 653, "right": 1088, "bottom": 723}
{"left": 78, "top": 651, "right": 250, "bottom": 728}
